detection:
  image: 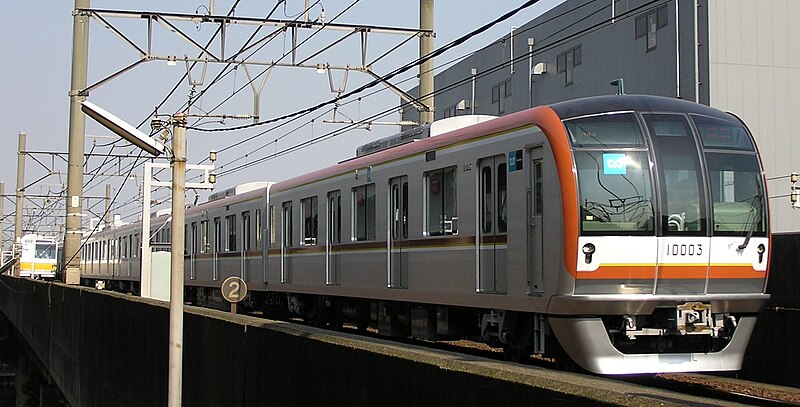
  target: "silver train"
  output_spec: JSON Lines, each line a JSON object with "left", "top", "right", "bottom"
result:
{"left": 81, "top": 95, "right": 770, "bottom": 374}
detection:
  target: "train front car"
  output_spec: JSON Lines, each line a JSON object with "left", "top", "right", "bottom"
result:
{"left": 19, "top": 234, "right": 59, "bottom": 279}
{"left": 543, "top": 95, "right": 769, "bottom": 374}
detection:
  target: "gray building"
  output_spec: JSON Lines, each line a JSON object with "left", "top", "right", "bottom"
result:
{"left": 402, "top": 0, "right": 800, "bottom": 385}
{"left": 403, "top": 0, "right": 800, "bottom": 234}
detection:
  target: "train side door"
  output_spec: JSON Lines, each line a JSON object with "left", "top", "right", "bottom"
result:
{"left": 213, "top": 217, "right": 221, "bottom": 281}
{"left": 326, "top": 191, "right": 341, "bottom": 285}
{"left": 388, "top": 177, "right": 409, "bottom": 289}
{"left": 528, "top": 149, "right": 545, "bottom": 293}
{"left": 477, "top": 155, "right": 508, "bottom": 294}
{"left": 281, "top": 201, "right": 293, "bottom": 283}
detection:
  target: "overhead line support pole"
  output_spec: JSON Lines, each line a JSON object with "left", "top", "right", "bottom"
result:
{"left": 168, "top": 113, "right": 187, "bottom": 407}
{"left": 64, "top": 0, "right": 90, "bottom": 284}
{"left": 419, "top": 0, "right": 434, "bottom": 125}
{"left": 15, "top": 132, "right": 26, "bottom": 277}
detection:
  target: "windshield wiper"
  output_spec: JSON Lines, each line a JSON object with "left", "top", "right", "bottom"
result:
{"left": 737, "top": 184, "right": 763, "bottom": 251}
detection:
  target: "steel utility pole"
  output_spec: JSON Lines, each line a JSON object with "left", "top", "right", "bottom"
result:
{"left": 419, "top": 0, "right": 435, "bottom": 125}
{"left": 168, "top": 113, "right": 187, "bottom": 407}
{"left": 15, "top": 132, "right": 27, "bottom": 269}
{"left": 64, "top": 0, "right": 90, "bottom": 284}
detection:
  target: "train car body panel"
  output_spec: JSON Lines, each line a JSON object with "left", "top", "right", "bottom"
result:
{"left": 81, "top": 95, "right": 770, "bottom": 375}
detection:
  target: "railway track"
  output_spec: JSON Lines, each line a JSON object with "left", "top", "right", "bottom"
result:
{"left": 282, "top": 316, "right": 800, "bottom": 406}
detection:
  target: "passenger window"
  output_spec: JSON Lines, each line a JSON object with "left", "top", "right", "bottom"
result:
{"left": 352, "top": 184, "right": 376, "bottom": 241}
{"left": 226, "top": 214, "right": 237, "bottom": 252}
{"left": 301, "top": 196, "right": 318, "bottom": 245}
{"left": 425, "top": 167, "right": 458, "bottom": 236}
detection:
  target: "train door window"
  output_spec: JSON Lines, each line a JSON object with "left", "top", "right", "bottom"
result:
{"left": 481, "top": 166, "right": 493, "bottom": 234}
{"left": 390, "top": 182, "right": 409, "bottom": 240}
{"left": 184, "top": 225, "right": 189, "bottom": 254}
{"left": 226, "top": 214, "right": 237, "bottom": 252}
{"left": 200, "top": 221, "right": 208, "bottom": 253}
{"left": 282, "top": 202, "right": 293, "bottom": 247}
{"left": 328, "top": 191, "right": 341, "bottom": 244}
{"left": 242, "top": 211, "right": 251, "bottom": 251}
{"left": 301, "top": 197, "right": 318, "bottom": 245}
{"left": 214, "top": 217, "right": 222, "bottom": 253}
{"left": 269, "top": 206, "right": 276, "bottom": 248}
{"left": 191, "top": 222, "right": 197, "bottom": 254}
{"left": 133, "top": 234, "right": 139, "bottom": 257}
{"left": 424, "top": 167, "right": 458, "bottom": 236}
{"left": 352, "top": 184, "right": 376, "bottom": 241}
{"left": 644, "top": 114, "right": 707, "bottom": 234}
{"left": 255, "top": 209, "right": 262, "bottom": 250}
{"left": 497, "top": 162, "right": 507, "bottom": 233}
{"left": 402, "top": 182, "right": 409, "bottom": 238}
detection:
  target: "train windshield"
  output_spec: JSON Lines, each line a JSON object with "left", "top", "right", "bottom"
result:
{"left": 645, "top": 114, "right": 708, "bottom": 235}
{"left": 568, "top": 113, "right": 655, "bottom": 235}
{"left": 693, "top": 115, "right": 766, "bottom": 236}
{"left": 35, "top": 242, "right": 56, "bottom": 259}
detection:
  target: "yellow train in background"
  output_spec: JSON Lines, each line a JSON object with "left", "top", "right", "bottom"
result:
{"left": 19, "top": 234, "right": 58, "bottom": 279}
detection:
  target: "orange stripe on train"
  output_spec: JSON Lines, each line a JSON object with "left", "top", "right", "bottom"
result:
{"left": 577, "top": 264, "right": 766, "bottom": 280}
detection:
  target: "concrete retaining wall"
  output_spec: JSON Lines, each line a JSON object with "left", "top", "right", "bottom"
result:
{"left": 0, "top": 277, "right": 617, "bottom": 406}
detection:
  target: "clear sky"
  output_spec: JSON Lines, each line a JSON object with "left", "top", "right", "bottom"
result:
{"left": 0, "top": 0, "right": 564, "bottom": 236}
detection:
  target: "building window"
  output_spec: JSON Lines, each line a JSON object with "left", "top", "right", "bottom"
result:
{"left": 425, "top": 167, "right": 458, "bottom": 236}
{"left": 352, "top": 184, "right": 376, "bottom": 241}
{"left": 492, "top": 79, "right": 512, "bottom": 115}
{"left": 635, "top": 5, "right": 668, "bottom": 51}
{"left": 301, "top": 196, "right": 318, "bottom": 245}
{"left": 557, "top": 45, "right": 582, "bottom": 86}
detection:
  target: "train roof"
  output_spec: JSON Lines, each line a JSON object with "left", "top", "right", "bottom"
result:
{"left": 548, "top": 94, "right": 737, "bottom": 122}
{"left": 271, "top": 95, "right": 739, "bottom": 194}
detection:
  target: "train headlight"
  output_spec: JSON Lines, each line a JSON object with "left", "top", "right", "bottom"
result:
{"left": 757, "top": 243, "right": 766, "bottom": 263}
{"left": 582, "top": 243, "right": 596, "bottom": 264}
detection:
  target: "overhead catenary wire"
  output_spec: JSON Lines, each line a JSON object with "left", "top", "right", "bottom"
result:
{"left": 81, "top": 0, "right": 650, "bottom": 227}
{"left": 212, "top": 0, "right": 648, "bottom": 178}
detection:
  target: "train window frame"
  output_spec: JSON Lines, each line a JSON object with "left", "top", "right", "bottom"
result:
{"left": 644, "top": 113, "right": 709, "bottom": 236}
{"left": 255, "top": 209, "right": 262, "bottom": 250}
{"left": 226, "top": 214, "right": 237, "bottom": 252}
{"left": 214, "top": 217, "right": 222, "bottom": 253}
{"left": 301, "top": 196, "right": 319, "bottom": 246}
{"left": 691, "top": 114, "right": 756, "bottom": 151}
{"left": 564, "top": 112, "right": 645, "bottom": 148}
{"left": 424, "top": 166, "right": 459, "bottom": 236}
{"left": 352, "top": 184, "right": 376, "bottom": 242}
{"left": 269, "top": 205, "right": 276, "bottom": 248}
{"left": 190, "top": 222, "right": 198, "bottom": 254}
{"left": 133, "top": 234, "right": 139, "bottom": 258}
{"left": 200, "top": 220, "right": 208, "bottom": 253}
{"left": 282, "top": 201, "right": 294, "bottom": 248}
{"left": 242, "top": 211, "right": 251, "bottom": 251}
{"left": 184, "top": 225, "right": 189, "bottom": 255}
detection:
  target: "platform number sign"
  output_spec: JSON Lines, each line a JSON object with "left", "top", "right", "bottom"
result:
{"left": 221, "top": 276, "right": 248, "bottom": 303}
